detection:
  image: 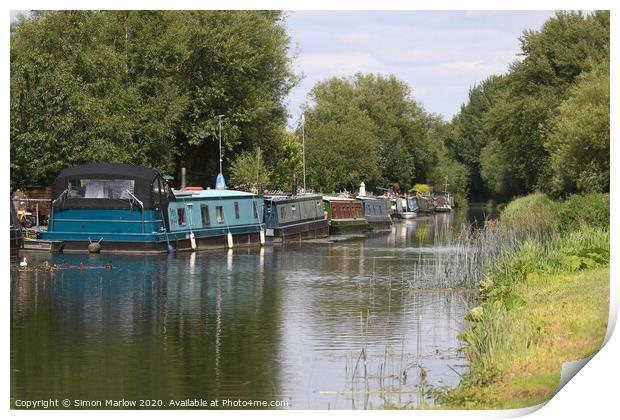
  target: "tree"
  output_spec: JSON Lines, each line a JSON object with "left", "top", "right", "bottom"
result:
{"left": 268, "top": 131, "right": 303, "bottom": 192}
{"left": 482, "top": 11, "right": 609, "bottom": 196}
{"left": 303, "top": 73, "right": 454, "bottom": 194}
{"left": 449, "top": 10, "right": 610, "bottom": 200}
{"left": 544, "top": 63, "right": 609, "bottom": 194}
{"left": 445, "top": 75, "right": 506, "bottom": 201}
{"left": 10, "top": 11, "right": 297, "bottom": 190}
{"left": 305, "top": 108, "right": 382, "bottom": 193}
{"left": 229, "top": 147, "right": 271, "bottom": 193}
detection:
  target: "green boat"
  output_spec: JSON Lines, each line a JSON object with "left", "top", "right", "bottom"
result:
{"left": 323, "top": 196, "right": 368, "bottom": 235}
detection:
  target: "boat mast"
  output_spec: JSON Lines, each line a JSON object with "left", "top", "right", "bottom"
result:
{"left": 218, "top": 114, "right": 225, "bottom": 175}
{"left": 301, "top": 113, "right": 307, "bottom": 193}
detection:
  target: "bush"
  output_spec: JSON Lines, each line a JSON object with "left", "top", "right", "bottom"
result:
{"left": 556, "top": 193, "right": 610, "bottom": 233}
{"left": 500, "top": 193, "right": 558, "bottom": 239}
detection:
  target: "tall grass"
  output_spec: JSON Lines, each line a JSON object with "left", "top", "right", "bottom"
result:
{"left": 447, "top": 193, "right": 610, "bottom": 388}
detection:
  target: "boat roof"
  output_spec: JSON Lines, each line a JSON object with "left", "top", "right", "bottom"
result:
{"left": 323, "top": 195, "right": 357, "bottom": 202}
{"left": 264, "top": 193, "right": 322, "bottom": 202}
{"left": 356, "top": 195, "right": 387, "bottom": 202}
{"left": 173, "top": 189, "right": 258, "bottom": 199}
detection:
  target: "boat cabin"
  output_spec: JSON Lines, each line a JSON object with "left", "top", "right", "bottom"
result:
{"left": 323, "top": 196, "right": 368, "bottom": 234}
{"left": 356, "top": 196, "right": 392, "bottom": 230}
{"left": 41, "top": 163, "right": 264, "bottom": 253}
{"left": 263, "top": 193, "right": 328, "bottom": 241}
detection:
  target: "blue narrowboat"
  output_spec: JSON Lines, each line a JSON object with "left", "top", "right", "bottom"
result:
{"left": 40, "top": 163, "right": 264, "bottom": 253}
{"left": 263, "top": 193, "right": 329, "bottom": 242}
{"left": 356, "top": 195, "right": 393, "bottom": 230}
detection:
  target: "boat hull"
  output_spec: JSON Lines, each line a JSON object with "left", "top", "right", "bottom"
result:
{"left": 45, "top": 229, "right": 263, "bottom": 254}
{"left": 329, "top": 219, "right": 369, "bottom": 235}
{"left": 266, "top": 218, "right": 329, "bottom": 242}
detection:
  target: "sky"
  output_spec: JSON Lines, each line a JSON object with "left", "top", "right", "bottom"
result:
{"left": 10, "top": 10, "right": 557, "bottom": 125}
{"left": 284, "top": 11, "right": 556, "bottom": 125}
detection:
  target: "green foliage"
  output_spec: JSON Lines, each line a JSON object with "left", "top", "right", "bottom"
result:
{"left": 229, "top": 147, "right": 271, "bottom": 193}
{"left": 500, "top": 193, "right": 558, "bottom": 238}
{"left": 268, "top": 131, "right": 303, "bottom": 191}
{"left": 305, "top": 106, "right": 381, "bottom": 192}
{"left": 10, "top": 11, "right": 297, "bottom": 189}
{"left": 544, "top": 64, "right": 610, "bottom": 194}
{"left": 479, "top": 140, "right": 514, "bottom": 199}
{"left": 445, "top": 75, "right": 506, "bottom": 200}
{"left": 556, "top": 193, "right": 610, "bottom": 233}
{"left": 412, "top": 184, "right": 430, "bottom": 196}
{"left": 449, "top": 11, "right": 610, "bottom": 201}
{"left": 303, "top": 73, "right": 457, "bottom": 193}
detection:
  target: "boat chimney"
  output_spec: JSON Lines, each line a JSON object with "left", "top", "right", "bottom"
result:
{"left": 181, "top": 167, "right": 187, "bottom": 189}
{"left": 359, "top": 181, "right": 366, "bottom": 197}
{"left": 292, "top": 173, "right": 298, "bottom": 196}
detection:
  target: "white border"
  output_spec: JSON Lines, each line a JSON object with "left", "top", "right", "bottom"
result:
{"left": 3, "top": 1, "right": 618, "bottom": 419}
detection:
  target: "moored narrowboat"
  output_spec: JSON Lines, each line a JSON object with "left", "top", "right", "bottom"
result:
{"left": 263, "top": 193, "right": 329, "bottom": 242}
{"left": 433, "top": 193, "right": 452, "bottom": 212}
{"left": 415, "top": 195, "right": 435, "bottom": 214}
{"left": 401, "top": 196, "right": 418, "bottom": 219}
{"left": 40, "top": 163, "right": 264, "bottom": 253}
{"left": 356, "top": 195, "right": 392, "bottom": 230}
{"left": 323, "top": 196, "right": 368, "bottom": 235}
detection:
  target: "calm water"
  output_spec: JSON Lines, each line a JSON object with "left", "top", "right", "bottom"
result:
{"left": 11, "top": 209, "right": 491, "bottom": 409}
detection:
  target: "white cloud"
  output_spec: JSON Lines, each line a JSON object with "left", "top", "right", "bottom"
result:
{"left": 285, "top": 11, "right": 555, "bottom": 122}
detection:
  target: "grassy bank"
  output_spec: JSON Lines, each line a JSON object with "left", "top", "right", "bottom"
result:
{"left": 435, "top": 193, "right": 610, "bottom": 409}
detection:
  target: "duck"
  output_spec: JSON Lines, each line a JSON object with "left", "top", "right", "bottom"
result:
{"left": 19, "top": 257, "right": 28, "bottom": 268}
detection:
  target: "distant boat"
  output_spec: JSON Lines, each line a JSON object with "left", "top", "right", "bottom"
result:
{"left": 323, "top": 196, "right": 368, "bottom": 235}
{"left": 263, "top": 193, "right": 329, "bottom": 242}
{"left": 356, "top": 195, "right": 392, "bottom": 230}
{"left": 40, "top": 163, "right": 265, "bottom": 253}
{"left": 416, "top": 195, "right": 435, "bottom": 214}
{"left": 401, "top": 195, "right": 418, "bottom": 219}
{"left": 434, "top": 193, "right": 452, "bottom": 212}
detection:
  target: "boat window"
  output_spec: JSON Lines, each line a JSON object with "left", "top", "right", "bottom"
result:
{"left": 280, "top": 206, "right": 286, "bottom": 222}
{"left": 177, "top": 208, "right": 186, "bottom": 226}
{"left": 234, "top": 202, "right": 240, "bottom": 219}
{"left": 201, "top": 205, "right": 210, "bottom": 226}
{"left": 152, "top": 180, "right": 161, "bottom": 209}
{"left": 253, "top": 201, "right": 259, "bottom": 219}
{"left": 68, "top": 179, "right": 135, "bottom": 199}
{"left": 216, "top": 206, "right": 224, "bottom": 224}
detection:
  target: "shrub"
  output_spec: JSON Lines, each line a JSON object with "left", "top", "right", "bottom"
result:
{"left": 556, "top": 193, "right": 610, "bottom": 233}
{"left": 500, "top": 193, "right": 558, "bottom": 239}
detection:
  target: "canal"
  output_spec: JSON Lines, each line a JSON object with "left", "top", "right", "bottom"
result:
{"left": 11, "top": 209, "right": 491, "bottom": 409}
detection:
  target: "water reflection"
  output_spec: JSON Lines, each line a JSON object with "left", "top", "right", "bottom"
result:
{"left": 12, "top": 211, "right": 480, "bottom": 409}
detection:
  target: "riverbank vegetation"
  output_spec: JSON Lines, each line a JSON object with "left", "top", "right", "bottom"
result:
{"left": 433, "top": 193, "right": 610, "bottom": 408}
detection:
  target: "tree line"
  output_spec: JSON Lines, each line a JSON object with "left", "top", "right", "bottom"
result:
{"left": 11, "top": 11, "right": 609, "bottom": 203}
{"left": 446, "top": 11, "right": 609, "bottom": 200}
{"left": 11, "top": 10, "right": 298, "bottom": 190}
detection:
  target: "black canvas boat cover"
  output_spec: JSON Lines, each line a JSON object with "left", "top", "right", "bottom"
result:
{"left": 52, "top": 163, "right": 172, "bottom": 210}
